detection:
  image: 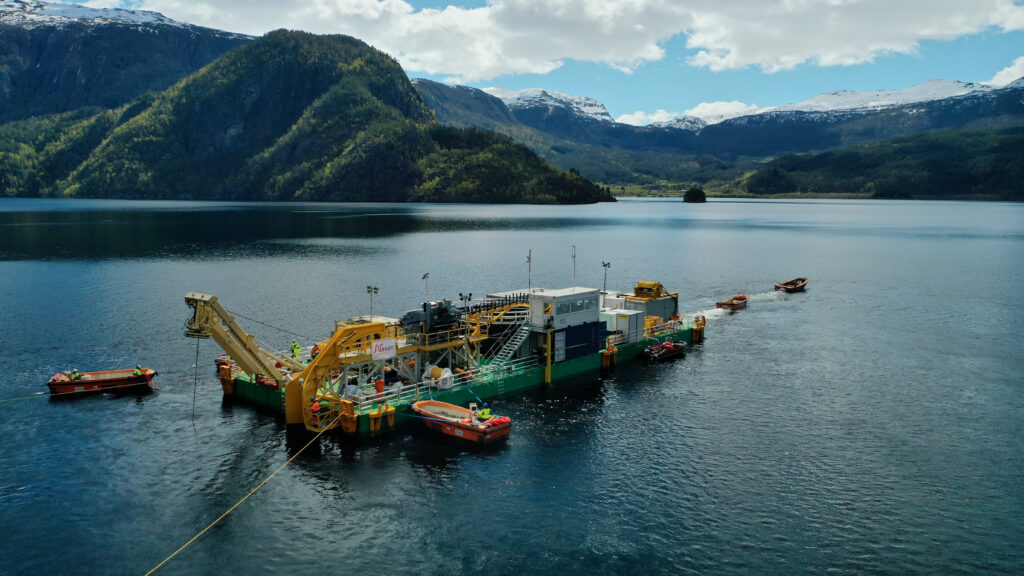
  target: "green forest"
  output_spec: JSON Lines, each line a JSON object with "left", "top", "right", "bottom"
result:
{"left": 729, "top": 128, "right": 1024, "bottom": 200}
{"left": 0, "top": 31, "right": 612, "bottom": 204}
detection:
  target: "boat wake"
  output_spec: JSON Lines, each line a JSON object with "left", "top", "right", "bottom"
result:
{"left": 686, "top": 291, "right": 782, "bottom": 322}
{"left": 746, "top": 290, "right": 783, "bottom": 302}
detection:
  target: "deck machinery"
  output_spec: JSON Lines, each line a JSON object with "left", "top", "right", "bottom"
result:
{"left": 184, "top": 281, "right": 704, "bottom": 437}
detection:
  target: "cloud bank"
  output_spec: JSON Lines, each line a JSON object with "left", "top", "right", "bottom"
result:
{"left": 989, "top": 56, "right": 1024, "bottom": 85}
{"left": 92, "top": 0, "right": 1024, "bottom": 82}
{"left": 616, "top": 109, "right": 682, "bottom": 126}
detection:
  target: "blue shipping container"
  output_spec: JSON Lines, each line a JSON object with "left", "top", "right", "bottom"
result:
{"left": 562, "top": 321, "right": 606, "bottom": 361}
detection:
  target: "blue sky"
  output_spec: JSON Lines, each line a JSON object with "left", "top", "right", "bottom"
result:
{"left": 80, "top": 0, "right": 1024, "bottom": 123}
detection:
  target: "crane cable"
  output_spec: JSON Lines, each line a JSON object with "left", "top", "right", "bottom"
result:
{"left": 191, "top": 336, "right": 200, "bottom": 432}
{"left": 143, "top": 414, "right": 340, "bottom": 576}
{"left": 225, "top": 308, "right": 314, "bottom": 342}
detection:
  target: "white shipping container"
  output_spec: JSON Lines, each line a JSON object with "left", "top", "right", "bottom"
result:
{"left": 613, "top": 309, "right": 644, "bottom": 343}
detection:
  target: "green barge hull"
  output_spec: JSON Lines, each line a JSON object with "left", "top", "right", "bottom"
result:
{"left": 227, "top": 324, "right": 699, "bottom": 438}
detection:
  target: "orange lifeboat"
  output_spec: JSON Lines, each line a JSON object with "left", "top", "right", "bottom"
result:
{"left": 411, "top": 400, "right": 511, "bottom": 444}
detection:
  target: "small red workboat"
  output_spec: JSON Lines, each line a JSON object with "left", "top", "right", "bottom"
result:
{"left": 774, "top": 277, "right": 808, "bottom": 292}
{"left": 47, "top": 367, "right": 157, "bottom": 396}
{"left": 411, "top": 400, "right": 511, "bottom": 444}
{"left": 643, "top": 340, "right": 687, "bottom": 362}
{"left": 716, "top": 294, "right": 749, "bottom": 310}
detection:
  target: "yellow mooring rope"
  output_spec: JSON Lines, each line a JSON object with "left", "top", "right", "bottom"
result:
{"left": 143, "top": 414, "right": 340, "bottom": 575}
{"left": 0, "top": 392, "right": 49, "bottom": 404}
{"left": 0, "top": 375, "right": 236, "bottom": 404}
{"left": 0, "top": 378, "right": 210, "bottom": 404}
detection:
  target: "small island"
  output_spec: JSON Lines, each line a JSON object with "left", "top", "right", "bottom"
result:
{"left": 683, "top": 186, "right": 707, "bottom": 203}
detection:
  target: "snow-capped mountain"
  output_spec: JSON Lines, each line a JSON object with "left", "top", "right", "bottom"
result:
{"left": 0, "top": 0, "right": 250, "bottom": 122}
{"left": 0, "top": 0, "right": 248, "bottom": 37}
{"left": 652, "top": 79, "right": 1005, "bottom": 128}
{"left": 652, "top": 116, "right": 706, "bottom": 132}
{"left": 480, "top": 78, "right": 1008, "bottom": 133}
{"left": 1, "top": 0, "right": 177, "bottom": 28}
{"left": 768, "top": 79, "right": 994, "bottom": 113}
{"left": 483, "top": 87, "right": 615, "bottom": 123}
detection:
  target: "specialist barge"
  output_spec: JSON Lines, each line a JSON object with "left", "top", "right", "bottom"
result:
{"left": 185, "top": 280, "right": 705, "bottom": 438}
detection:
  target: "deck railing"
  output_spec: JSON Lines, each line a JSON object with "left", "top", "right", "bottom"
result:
{"left": 349, "top": 355, "right": 539, "bottom": 414}
{"left": 606, "top": 318, "right": 689, "bottom": 348}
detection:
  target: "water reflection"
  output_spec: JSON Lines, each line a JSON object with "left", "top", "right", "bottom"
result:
{"left": 0, "top": 204, "right": 428, "bottom": 259}
{"left": 8, "top": 198, "right": 1018, "bottom": 260}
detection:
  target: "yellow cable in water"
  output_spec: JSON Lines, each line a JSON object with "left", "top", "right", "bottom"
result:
{"left": 0, "top": 376, "right": 221, "bottom": 404}
{"left": 0, "top": 379, "right": 173, "bottom": 403}
{"left": 0, "top": 393, "right": 48, "bottom": 404}
{"left": 143, "top": 414, "right": 340, "bottom": 576}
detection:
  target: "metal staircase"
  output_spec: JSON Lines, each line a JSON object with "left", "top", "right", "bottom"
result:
{"left": 490, "top": 322, "right": 531, "bottom": 364}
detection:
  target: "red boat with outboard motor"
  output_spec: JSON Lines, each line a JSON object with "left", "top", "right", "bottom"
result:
{"left": 643, "top": 340, "right": 687, "bottom": 362}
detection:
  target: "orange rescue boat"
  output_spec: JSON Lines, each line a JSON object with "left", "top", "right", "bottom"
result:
{"left": 411, "top": 400, "right": 511, "bottom": 444}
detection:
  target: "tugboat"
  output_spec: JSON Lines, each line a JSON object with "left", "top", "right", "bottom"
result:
{"left": 643, "top": 340, "right": 687, "bottom": 362}
{"left": 47, "top": 366, "right": 157, "bottom": 396}
{"left": 411, "top": 400, "right": 511, "bottom": 444}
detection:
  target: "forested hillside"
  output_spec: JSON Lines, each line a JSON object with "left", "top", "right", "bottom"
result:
{"left": 0, "top": 31, "right": 612, "bottom": 204}
{"left": 0, "top": 19, "right": 247, "bottom": 123}
{"left": 731, "top": 128, "right": 1024, "bottom": 200}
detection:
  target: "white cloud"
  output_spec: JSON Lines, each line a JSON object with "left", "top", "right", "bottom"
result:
{"left": 90, "top": 0, "right": 1024, "bottom": 81}
{"left": 988, "top": 56, "right": 1024, "bottom": 85}
{"left": 683, "top": 101, "right": 762, "bottom": 122}
{"left": 617, "top": 100, "right": 762, "bottom": 126}
{"left": 616, "top": 109, "right": 682, "bottom": 126}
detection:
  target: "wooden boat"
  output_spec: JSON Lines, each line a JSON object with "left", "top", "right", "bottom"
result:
{"left": 47, "top": 368, "right": 157, "bottom": 396}
{"left": 774, "top": 277, "right": 809, "bottom": 292}
{"left": 716, "top": 294, "right": 749, "bottom": 310}
{"left": 643, "top": 340, "right": 687, "bottom": 362}
{"left": 411, "top": 400, "right": 511, "bottom": 444}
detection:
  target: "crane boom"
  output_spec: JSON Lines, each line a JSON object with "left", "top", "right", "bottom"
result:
{"left": 184, "top": 292, "right": 287, "bottom": 384}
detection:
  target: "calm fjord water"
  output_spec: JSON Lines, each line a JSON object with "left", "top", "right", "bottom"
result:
{"left": 1, "top": 198, "right": 1022, "bottom": 575}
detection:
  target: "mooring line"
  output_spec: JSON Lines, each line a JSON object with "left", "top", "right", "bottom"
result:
{"left": 0, "top": 392, "right": 49, "bottom": 404}
{"left": 0, "top": 378, "right": 223, "bottom": 403}
{"left": 144, "top": 414, "right": 340, "bottom": 576}
{"left": 0, "top": 380, "right": 163, "bottom": 403}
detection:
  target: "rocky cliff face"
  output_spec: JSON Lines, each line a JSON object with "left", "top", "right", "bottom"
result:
{"left": 0, "top": 4, "right": 249, "bottom": 122}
